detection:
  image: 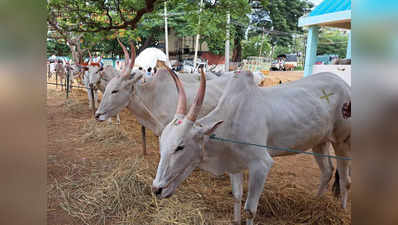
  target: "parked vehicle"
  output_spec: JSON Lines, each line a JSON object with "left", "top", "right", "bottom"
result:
{"left": 270, "top": 54, "right": 298, "bottom": 71}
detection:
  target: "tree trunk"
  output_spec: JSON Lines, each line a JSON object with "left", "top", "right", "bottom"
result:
{"left": 139, "top": 35, "right": 153, "bottom": 53}
{"left": 232, "top": 39, "right": 242, "bottom": 62}
{"left": 232, "top": 26, "right": 244, "bottom": 62}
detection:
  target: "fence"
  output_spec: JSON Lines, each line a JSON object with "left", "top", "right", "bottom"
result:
{"left": 47, "top": 69, "right": 97, "bottom": 115}
{"left": 243, "top": 56, "right": 272, "bottom": 72}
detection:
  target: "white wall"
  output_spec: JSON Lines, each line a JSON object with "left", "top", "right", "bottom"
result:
{"left": 312, "top": 65, "right": 351, "bottom": 86}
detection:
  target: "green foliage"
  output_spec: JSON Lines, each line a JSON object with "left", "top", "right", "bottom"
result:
{"left": 250, "top": 0, "right": 313, "bottom": 47}
{"left": 47, "top": 0, "right": 314, "bottom": 60}
{"left": 47, "top": 0, "right": 160, "bottom": 33}
{"left": 317, "top": 28, "right": 348, "bottom": 58}
{"left": 165, "top": 0, "right": 251, "bottom": 55}
{"left": 46, "top": 39, "right": 70, "bottom": 57}
{"left": 242, "top": 35, "right": 271, "bottom": 59}
{"left": 272, "top": 45, "right": 290, "bottom": 58}
{"left": 294, "top": 65, "right": 304, "bottom": 71}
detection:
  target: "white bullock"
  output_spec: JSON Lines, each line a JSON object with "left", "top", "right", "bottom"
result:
{"left": 152, "top": 70, "right": 351, "bottom": 225}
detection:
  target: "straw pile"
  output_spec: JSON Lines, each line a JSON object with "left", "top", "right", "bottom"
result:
{"left": 258, "top": 76, "right": 294, "bottom": 87}
{"left": 80, "top": 119, "right": 135, "bottom": 147}
{"left": 52, "top": 156, "right": 350, "bottom": 225}
{"left": 53, "top": 157, "right": 210, "bottom": 225}
{"left": 63, "top": 98, "right": 88, "bottom": 114}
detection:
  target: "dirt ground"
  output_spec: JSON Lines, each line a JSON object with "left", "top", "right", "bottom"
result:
{"left": 47, "top": 72, "right": 351, "bottom": 225}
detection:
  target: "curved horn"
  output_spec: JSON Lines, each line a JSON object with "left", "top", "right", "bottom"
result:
{"left": 117, "top": 38, "right": 129, "bottom": 74}
{"left": 165, "top": 66, "right": 187, "bottom": 116}
{"left": 123, "top": 41, "right": 136, "bottom": 77}
{"left": 187, "top": 68, "right": 206, "bottom": 122}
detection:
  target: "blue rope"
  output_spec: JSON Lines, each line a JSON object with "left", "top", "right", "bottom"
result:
{"left": 209, "top": 135, "right": 352, "bottom": 161}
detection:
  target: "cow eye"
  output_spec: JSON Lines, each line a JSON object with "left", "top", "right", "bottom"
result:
{"left": 175, "top": 145, "right": 184, "bottom": 152}
{"left": 111, "top": 90, "right": 119, "bottom": 94}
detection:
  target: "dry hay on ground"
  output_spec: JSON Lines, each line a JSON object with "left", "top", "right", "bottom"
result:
{"left": 63, "top": 98, "right": 89, "bottom": 114}
{"left": 258, "top": 71, "right": 303, "bottom": 87}
{"left": 51, "top": 157, "right": 209, "bottom": 225}
{"left": 259, "top": 77, "right": 285, "bottom": 87}
{"left": 50, "top": 156, "right": 350, "bottom": 225}
{"left": 80, "top": 119, "right": 136, "bottom": 147}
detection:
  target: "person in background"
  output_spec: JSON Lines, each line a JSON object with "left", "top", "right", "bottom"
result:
{"left": 143, "top": 67, "right": 152, "bottom": 83}
{"left": 50, "top": 54, "right": 56, "bottom": 62}
{"left": 146, "top": 67, "right": 152, "bottom": 76}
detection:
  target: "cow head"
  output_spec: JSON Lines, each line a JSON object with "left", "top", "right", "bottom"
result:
{"left": 87, "top": 63, "right": 104, "bottom": 89}
{"left": 95, "top": 40, "right": 142, "bottom": 121}
{"left": 152, "top": 68, "right": 223, "bottom": 199}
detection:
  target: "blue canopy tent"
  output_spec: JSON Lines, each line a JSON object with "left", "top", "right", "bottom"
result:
{"left": 299, "top": 0, "right": 351, "bottom": 77}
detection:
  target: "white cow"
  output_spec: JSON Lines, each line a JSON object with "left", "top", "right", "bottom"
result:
{"left": 54, "top": 61, "right": 68, "bottom": 91}
{"left": 96, "top": 62, "right": 348, "bottom": 204}
{"left": 152, "top": 70, "right": 351, "bottom": 225}
{"left": 87, "top": 39, "right": 141, "bottom": 123}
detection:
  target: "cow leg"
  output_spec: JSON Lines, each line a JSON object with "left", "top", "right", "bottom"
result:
{"left": 313, "top": 142, "right": 334, "bottom": 197}
{"left": 116, "top": 113, "right": 121, "bottom": 125}
{"left": 244, "top": 156, "right": 273, "bottom": 225}
{"left": 94, "top": 90, "right": 99, "bottom": 108}
{"left": 332, "top": 138, "right": 351, "bottom": 209}
{"left": 229, "top": 172, "right": 243, "bottom": 225}
{"left": 87, "top": 89, "right": 93, "bottom": 109}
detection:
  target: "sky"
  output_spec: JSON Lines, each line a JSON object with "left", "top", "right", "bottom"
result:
{"left": 310, "top": 0, "right": 323, "bottom": 7}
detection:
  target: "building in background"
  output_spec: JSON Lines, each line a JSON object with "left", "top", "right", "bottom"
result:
{"left": 299, "top": 0, "right": 351, "bottom": 85}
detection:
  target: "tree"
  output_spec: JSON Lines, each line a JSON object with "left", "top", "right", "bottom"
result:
{"left": 242, "top": 34, "right": 271, "bottom": 59}
{"left": 272, "top": 45, "right": 290, "bottom": 58}
{"left": 47, "top": 0, "right": 162, "bottom": 61}
{"left": 249, "top": 0, "right": 313, "bottom": 47}
{"left": 317, "top": 28, "right": 348, "bottom": 58}
{"left": 161, "top": 0, "right": 250, "bottom": 56}
{"left": 47, "top": 0, "right": 160, "bottom": 33}
{"left": 46, "top": 39, "right": 70, "bottom": 57}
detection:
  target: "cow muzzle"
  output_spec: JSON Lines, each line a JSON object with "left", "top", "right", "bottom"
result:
{"left": 152, "top": 186, "right": 163, "bottom": 197}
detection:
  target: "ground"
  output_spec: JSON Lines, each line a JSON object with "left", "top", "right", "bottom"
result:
{"left": 47, "top": 71, "right": 351, "bottom": 225}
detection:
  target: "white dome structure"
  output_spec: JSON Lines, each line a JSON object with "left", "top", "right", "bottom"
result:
{"left": 134, "top": 48, "right": 171, "bottom": 70}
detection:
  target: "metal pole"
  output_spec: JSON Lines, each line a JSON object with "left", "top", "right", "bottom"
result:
{"left": 193, "top": 0, "right": 204, "bottom": 70}
{"left": 164, "top": 1, "right": 169, "bottom": 63}
{"left": 259, "top": 27, "right": 265, "bottom": 57}
{"left": 66, "top": 69, "right": 70, "bottom": 99}
{"left": 225, "top": 12, "right": 230, "bottom": 72}
{"left": 90, "top": 86, "right": 96, "bottom": 116}
{"left": 141, "top": 126, "right": 147, "bottom": 155}
{"left": 47, "top": 63, "right": 50, "bottom": 79}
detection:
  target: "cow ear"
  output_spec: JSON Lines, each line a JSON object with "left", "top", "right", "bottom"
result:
{"left": 122, "top": 73, "right": 143, "bottom": 90}
{"left": 203, "top": 121, "right": 224, "bottom": 135}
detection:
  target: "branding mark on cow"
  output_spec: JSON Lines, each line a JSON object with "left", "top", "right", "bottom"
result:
{"left": 320, "top": 89, "right": 334, "bottom": 104}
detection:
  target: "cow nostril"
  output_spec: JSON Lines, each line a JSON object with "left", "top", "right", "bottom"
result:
{"left": 152, "top": 186, "right": 163, "bottom": 196}
{"left": 95, "top": 113, "right": 101, "bottom": 119}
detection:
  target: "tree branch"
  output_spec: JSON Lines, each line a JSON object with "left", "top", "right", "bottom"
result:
{"left": 57, "top": 0, "right": 160, "bottom": 33}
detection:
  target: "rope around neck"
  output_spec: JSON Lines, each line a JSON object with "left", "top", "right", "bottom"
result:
{"left": 209, "top": 135, "right": 352, "bottom": 161}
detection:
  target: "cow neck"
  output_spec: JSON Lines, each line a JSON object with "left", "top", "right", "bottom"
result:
{"left": 129, "top": 79, "right": 165, "bottom": 135}
{"left": 97, "top": 74, "right": 111, "bottom": 93}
